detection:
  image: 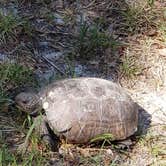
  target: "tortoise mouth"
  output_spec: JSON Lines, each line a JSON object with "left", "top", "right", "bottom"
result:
{"left": 29, "top": 107, "right": 44, "bottom": 117}
{"left": 15, "top": 101, "right": 43, "bottom": 116}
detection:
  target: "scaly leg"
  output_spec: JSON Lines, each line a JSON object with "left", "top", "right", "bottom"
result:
{"left": 34, "top": 115, "right": 58, "bottom": 151}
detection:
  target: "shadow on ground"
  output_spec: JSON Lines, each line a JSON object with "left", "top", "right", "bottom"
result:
{"left": 136, "top": 105, "right": 152, "bottom": 136}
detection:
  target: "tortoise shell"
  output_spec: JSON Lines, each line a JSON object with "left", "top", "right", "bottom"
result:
{"left": 40, "top": 77, "right": 138, "bottom": 143}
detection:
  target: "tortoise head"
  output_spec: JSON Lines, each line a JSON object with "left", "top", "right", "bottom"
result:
{"left": 15, "top": 92, "right": 42, "bottom": 116}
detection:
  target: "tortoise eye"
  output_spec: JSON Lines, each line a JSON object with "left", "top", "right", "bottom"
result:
{"left": 22, "top": 100, "right": 28, "bottom": 104}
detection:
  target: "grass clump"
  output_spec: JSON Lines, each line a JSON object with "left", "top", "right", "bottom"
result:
{"left": 159, "top": 22, "right": 166, "bottom": 43}
{"left": 121, "top": 3, "right": 157, "bottom": 34}
{"left": 120, "top": 57, "right": 140, "bottom": 78}
{"left": 0, "top": 143, "right": 46, "bottom": 166}
{"left": 147, "top": 0, "right": 155, "bottom": 6}
{"left": 0, "top": 115, "right": 47, "bottom": 165}
{"left": 0, "top": 63, "right": 35, "bottom": 91}
{"left": 120, "top": 49, "right": 142, "bottom": 78}
{"left": 0, "top": 144, "right": 17, "bottom": 166}
{"left": 75, "top": 23, "right": 118, "bottom": 59}
{"left": 0, "top": 63, "right": 36, "bottom": 110}
{"left": 0, "top": 12, "right": 32, "bottom": 43}
{"left": 90, "top": 133, "right": 113, "bottom": 144}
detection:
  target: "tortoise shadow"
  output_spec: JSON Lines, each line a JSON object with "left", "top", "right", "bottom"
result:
{"left": 110, "top": 104, "right": 152, "bottom": 150}
{"left": 135, "top": 104, "right": 152, "bottom": 137}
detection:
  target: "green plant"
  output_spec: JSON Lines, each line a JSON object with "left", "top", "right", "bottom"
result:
{"left": 151, "top": 144, "right": 166, "bottom": 157}
{"left": 64, "top": 56, "right": 77, "bottom": 78}
{"left": 0, "top": 93, "right": 12, "bottom": 111}
{"left": 0, "top": 142, "right": 45, "bottom": 166}
{"left": 159, "top": 22, "right": 166, "bottom": 43}
{"left": 0, "top": 12, "right": 32, "bottom": 43}
{"left": 0, "top": 63, "right": 36, "bottom": 111}
{"left": 147, "top": 0, "right": 155, "bottom": 6}
{"left": 0, "top": 114, "right": 46, "bottom": 165}
{"left": 121, "top": 4, "right": 157, "bottom": 34}
{"left": 0, "top": 63, "right": 35, "bottom": 91}
{"left": 0, "top": 144, "right": 17, "bottom": 166}
{"left": 76, "top": 23, "right": 118, "bottom": 59}
{"left": 120, "top": 52, "right": 142, "bottom": 78}
{"left": 45, "top": 12, "right": 55, "bottom": 22}
{"left": 90, "top": 133, "right": 113, "bottom": 144}
{"left": 20, "top": 115, "right": 46, "bottom": 165}
{"left": 18, "top": 115, "right": 38, "bottom": 154}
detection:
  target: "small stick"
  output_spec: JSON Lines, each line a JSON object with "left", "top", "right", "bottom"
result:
{"left": 33, "top": 47, "right": 67, "bottom": 76}
{"left": 41, "top": 55, "right": 67, "bottom": 76}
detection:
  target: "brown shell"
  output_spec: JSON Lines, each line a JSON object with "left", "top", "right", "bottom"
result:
{"left": 40, "top": 77, "right": 138, "bottom": 143}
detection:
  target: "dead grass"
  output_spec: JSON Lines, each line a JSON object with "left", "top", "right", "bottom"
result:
{"left": 0, "top": 0, "right": 166, "bottom": 165}
{"left": 119, "top": 47, "right": 143, "bottom": 79}
{"left": 126, "top": 125, "right": 166, "bottom": 166}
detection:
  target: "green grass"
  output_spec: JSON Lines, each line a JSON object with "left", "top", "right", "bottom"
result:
{"left": 0, "top": 63, "right": 35, "bottom": 91}
{"left": 151, "top": 144, "right": 166, "bottom": 157}
{"left": 90, "top": 133, "right": 113, "bottom": 144}
{"left": 0, "top": 61, "right": 42, "bottom": 163}
{"left": 159, "top": 22, "right": 166, "bottom": 43}
{"left": 0, "top": 143, "right": 46, "bottom": 166}
{"left": 137, "top": 129, "right": 166, "bottom": 165}
{"left": 75, "top": 23, "right": 119, "bottom": 59}
{"left": 0, "top": 144, "right": 17, "bottom": 166}
{"left": 0, "top": 114, "right": 47, "bottom": 166}
{"left": 0, "top": 63, "right": 36, "bottom": 110}
{"left": 0, "top": 12, "right": 32, "bottom": 43}
{"left": 121, "top": 3, "right": 157, "bottom": 34}
{"left": 120, "top": 52, "right": 142, "bottom": 79}
{"left": 147, "top": 0, "right": 155, "bottom": 6}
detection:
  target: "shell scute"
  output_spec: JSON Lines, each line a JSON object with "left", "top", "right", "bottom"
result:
{"left": 42, "top": 78, "right": 138, "bottom": 143}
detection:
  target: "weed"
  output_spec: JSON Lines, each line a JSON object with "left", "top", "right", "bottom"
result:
{"left": 90, "top": 133, "right": 113, "bottom": 144}
{"left": 0, "top": 143, "right": 46, "bottom": 165}
{"left": 120, "top": 52, "right": 142, "bottom": 79}
{"left": 151, "top": 144, "right": 166, "bottom": 157}
{"left": 147, "top": 0, "right": 155, "bottom": 6}
{"left": 76, "top": 23, "right": 118, "bottom": 59}
{"left": 89, "top": 155, "right": 103, "bottom": 165}
{"left": 0, "top": 12, "right": 32, "bottom": 43}
{"left": 18, "top": 115, "right": 38, "bottom": 154}
{"left": 19, "top": 115, "right": 47, "bottom": 165}
{"left": 121, "top": 4, "right": 157, "bottom": 34}
{"left": 0, "top": 63, "right": 35, "bottom": 91}
{"left": 90, "top": 133, "right": 113, "bottom": 165}
{"left": 0, "top": 63, "right": 36, "bottom": 111}
{"left": 159, "top": 22, "right": 166, "bottom": 43}
{"left": 110, "top": 158, "right": 118, "bottom": 166}
{"left": 0, "top": 114, "right": 46, "bottom": 165}
{"left": 0, "top": 144, "right": 17, "bottom": 166}
{"left": 64, "top": 56, "right": 77, "bottom": 78}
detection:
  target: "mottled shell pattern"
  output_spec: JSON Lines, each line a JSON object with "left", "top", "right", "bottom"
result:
{"left": 40, "top": 77, "right": 138, "bottom": 143}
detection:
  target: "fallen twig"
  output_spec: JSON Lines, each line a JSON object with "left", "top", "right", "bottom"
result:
{"left": 32, "top": 45, "right": 67, "bottom": 76}
{"left": 41, "top": 55, "right": 67, "bottom": 76}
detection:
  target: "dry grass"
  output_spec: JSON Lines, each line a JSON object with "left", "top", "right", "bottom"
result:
{"left": 0, "top": 0, "right": 166, "bottom": 165}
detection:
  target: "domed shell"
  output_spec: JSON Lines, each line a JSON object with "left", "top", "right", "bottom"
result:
{"left": 40, "top": 77, "right": 138, "bottom": 143}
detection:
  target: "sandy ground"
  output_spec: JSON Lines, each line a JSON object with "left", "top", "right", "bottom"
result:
{"left": 0, "top": 0, "right": 166, "bottom": 165}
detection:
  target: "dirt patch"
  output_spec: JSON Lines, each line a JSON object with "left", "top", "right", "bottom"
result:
{"left": 0, "top": 0, "right": 166, "bottom": 165}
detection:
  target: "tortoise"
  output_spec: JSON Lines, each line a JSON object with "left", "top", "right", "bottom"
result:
{"left": 15, "top": 77, "right": 138, "bottom": 148}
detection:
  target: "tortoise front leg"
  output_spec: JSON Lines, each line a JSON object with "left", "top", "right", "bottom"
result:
{"left": 34, "top": 115, "right": 58, "bottom": 151}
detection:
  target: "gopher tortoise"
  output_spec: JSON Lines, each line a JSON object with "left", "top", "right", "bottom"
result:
{"left": 15, "top": 77, "right": 138, "bottom": 148}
